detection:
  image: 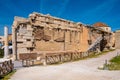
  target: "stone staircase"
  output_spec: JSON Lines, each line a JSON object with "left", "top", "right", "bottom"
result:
{"left": 87, "top": 36, "right": 103, "bottom": 52}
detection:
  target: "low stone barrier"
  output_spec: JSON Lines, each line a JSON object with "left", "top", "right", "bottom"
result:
{"left": 19, "top": 53, "right": 37, "bottom": 66}
{"left": 19, "top": 51, "right": 97, "bottom": 66}
{"left": 0, "top": 59, "right": 14, "bottom": 77}
{"left": 43, "top": 51, "right": 83, "bottom": 65}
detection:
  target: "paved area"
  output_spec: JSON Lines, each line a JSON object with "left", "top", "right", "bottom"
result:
{"left": 13, "top": 61, "right": 23, "bottom": 69}
{"left": 10, "top": 50, "right": 120, "bottom": 80}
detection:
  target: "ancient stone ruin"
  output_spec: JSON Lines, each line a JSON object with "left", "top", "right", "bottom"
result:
{"left": 12, "top": 12, "right": 114, "bottom": 64}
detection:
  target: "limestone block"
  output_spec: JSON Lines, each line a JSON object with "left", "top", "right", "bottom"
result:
{"left": 40, "top": 17, "right": 45, "bottom": 22}
{"left": 19, "top": 29, "right": 27, "bottom": 35}
{"left": 23, "top": 31, "right": 33, "bottom": 36}
{"left": 27, "top": 25, "right": 33, "bottom": 31}
{"left": 34, "top": 21, "right": 41, "bottom": 25}
{"left": 44, "top": 28, "right": 51, "bottom": 36}
{"left": 17, "top": 38, "right": 25, "bottom": 42}
{"left": 54, "top": 30, "right": 59, "bottom": 40}
{"left": 36, "top": 17, "right": 41, "bottom": 21}
{"left": 40, "top": 23, "right": 46, "bottom": 27}
{"left": 53, "top": 20, "right": 57, "bottom": 24}
{"left": 17, "top": 48, "right": 28, "bottom": 53}
{"left": 23, "top": 36, "right": 34, "bottom": 39}
{"left": 17, "top": 42, "right": 34, "bottom": 48}
{"left": 65, "top": 30, "right": 70, "bottom": 42}
{"left": 25, "top": 42, "right": 34, "bottom": 47}
{"left": 17, "top": 43, "right": 26, "bottom": 48}
{"left": 51, "top": 24, "right": 58, "bottom": 28}
{"left": 17, "top": 29, "right": 32, "bottom": 36}
{"left": 70, "top": 23, "right": 74, "bottom": 27}
{"left": 45, "top": 18, "right": 49, "bottom": 22}
{"left": 35, "top": 40, "right": 64, "bottom": 51}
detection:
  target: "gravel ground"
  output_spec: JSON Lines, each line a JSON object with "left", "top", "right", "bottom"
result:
{"left": 10, "top": 50, "right": 120, "bottom": 80}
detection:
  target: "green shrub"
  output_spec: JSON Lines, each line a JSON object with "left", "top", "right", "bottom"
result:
{"left": 108, "top": 55, "right": 120, "bottom": 70}
{"left": 110, "top": 55, "right": 120, "bottom": 64}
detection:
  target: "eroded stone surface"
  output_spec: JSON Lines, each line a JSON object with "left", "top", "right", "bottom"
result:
{"left": 12, "top": 12, "right": 114, "bottom": 59}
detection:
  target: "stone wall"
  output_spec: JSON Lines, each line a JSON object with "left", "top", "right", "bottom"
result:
{"left": 12, "top": 12, "right": 113, "bottom": 59}
{"left": 12, "top": 13, "right": 85, "bottom": 56}
{"left": 115, "top": 30, "right": 120, "bottom": 49}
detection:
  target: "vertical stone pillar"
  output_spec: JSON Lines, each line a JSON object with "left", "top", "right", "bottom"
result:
{"left": 50, "top": 28, "right": 54, "bottom": 42}
{"left": 4, "top": 26, "right": 9, "bottom": 58}
{"left": 12, "top": 27, "right": 17, "bottom": 60}
{"left": 43, "top": 53, "right": 47, "bottom": 66}
{"left": 79, "top": 31, "right": 82, "bottom": 44}
{"left": 70, "top": 30, "right": 72, "bottom": 43}
{"left": 65, "top": 30, "right": 69, "bottom": 43}
{"left": 72, "top": 31, "right": 74, "bottom": 43}
{"left": 78, "top": 31, "right": 80, "bottom": 43}
{"left": 75, "top": 31, "right": 79, "bottom": 43}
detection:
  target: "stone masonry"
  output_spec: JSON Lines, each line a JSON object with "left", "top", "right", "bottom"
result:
{"left": 115, "top": 30, "right": 120, "bottom": 49}
{"left": 12, "top": 12, "right": 114, "bottom": 60}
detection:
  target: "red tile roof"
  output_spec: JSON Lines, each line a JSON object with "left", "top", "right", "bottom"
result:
{"left": 93, "top": 22, "right": 109, "bottom": 27}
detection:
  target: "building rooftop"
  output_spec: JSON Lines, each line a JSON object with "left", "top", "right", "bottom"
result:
{"left": 93, "top": 22, "right": 109, "bottom": 27}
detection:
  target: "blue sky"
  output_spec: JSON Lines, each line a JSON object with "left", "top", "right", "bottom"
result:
{"left": 0, "top": 0, "right": 120, "bottom": 35}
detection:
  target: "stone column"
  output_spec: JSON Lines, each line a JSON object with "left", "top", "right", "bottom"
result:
{"left": 43, "top": 53, "right": 47, "bottom": 66}
{"left": 50, "top": 28, "right": 54, "bottom": 42}
{"left": 70, "top": 31, "right": 72, "bottom": 43}
{"left": 78, "top": 31, "right": 80, "bottom": 43}
{"left": 75, "top": 31, "right": 79, "bottom": 43}
{"left": 79, "top": 31, "right": 82, "bottom": 44}
{"left": 65, "top": 30, "right": 69, "bottom": 43}
{"left": 4, "top": 26, "right": 9, "bottom": 58}
{"left": 12, "top": 27, "right": 17, "bottom": 60}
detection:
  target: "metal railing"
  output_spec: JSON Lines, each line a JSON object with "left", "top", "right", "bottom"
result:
{"left": 87, "top": 36, "right": 103, "bottom": 52}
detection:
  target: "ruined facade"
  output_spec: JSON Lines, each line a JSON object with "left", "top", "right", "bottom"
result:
{"left": 12, "top": 12, "right": 114, "bottom": 60}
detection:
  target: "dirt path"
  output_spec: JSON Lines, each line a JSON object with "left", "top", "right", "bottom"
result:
{"left": 10, "top": 50, "right": 120, "bottom": 80}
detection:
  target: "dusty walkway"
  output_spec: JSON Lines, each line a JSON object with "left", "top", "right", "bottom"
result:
{"left": 10, "top": 50, "right": 120, "bottom": 80}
